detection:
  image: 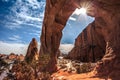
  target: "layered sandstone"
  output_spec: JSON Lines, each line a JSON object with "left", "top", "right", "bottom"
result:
{"left": 25, "top": 38, "right": 38, "bottom": 64}
{"left": 68, "top": 22, "right": 106, "bottom": 62}
{"left": 40, "top": 0, "right": 120, "bottom": 79}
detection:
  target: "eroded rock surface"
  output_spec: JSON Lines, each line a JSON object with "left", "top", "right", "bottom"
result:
{"left": 68, "top": 22, "right": 106, "bottom": 62}
{"left": 92, "top": 1, "right": 120, "bottom": 79}
{"left": 25, "top": 38, "right": 38, "bottom": 63}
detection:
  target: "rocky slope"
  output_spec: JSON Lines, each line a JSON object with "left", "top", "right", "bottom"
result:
{"left": 68, "top": 22, "right": 106, "bottom": 62}
{"left": 40, "top": 0, "right": 120, "bottom": 79}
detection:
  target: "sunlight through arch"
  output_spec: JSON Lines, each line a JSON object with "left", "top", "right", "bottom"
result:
{"left": 73, "top": 8, "right": 87, "bottom": 15}
{"left": 61, "top": 1, "right": 95, "bottom": 44}
{"left": 61, "top": 7, "right": 94, "bottom": 44}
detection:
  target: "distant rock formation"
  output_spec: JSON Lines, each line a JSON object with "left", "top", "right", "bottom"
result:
{"left": 68, "top": 22, "right": 106, "bottom": 62}
{"left": 18, "top": 54, "right": 24, "bottom": 61}
{"left": 8, "top": 53, "right": 17, "bottom": 60}
{"left": 25, "top": 38, "right": 39, "bottom": 64}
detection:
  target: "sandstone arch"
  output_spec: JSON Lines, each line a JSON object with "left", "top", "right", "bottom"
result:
{"left": 39, "top": 0, "right": 120, "bottom": 79}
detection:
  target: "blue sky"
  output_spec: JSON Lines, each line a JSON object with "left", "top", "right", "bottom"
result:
{"left": 0, "top": 0, "right": 45, "bottom": 44}
{"left": 62, "top": 13, "right": 94, "bottom": 44}
{"left": 0, "top": 0, "right": 94, "bottom": 54}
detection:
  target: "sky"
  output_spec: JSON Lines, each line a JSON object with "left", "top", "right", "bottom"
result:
{"left": 0, "top": 0, "right": 94, "bottom": 54}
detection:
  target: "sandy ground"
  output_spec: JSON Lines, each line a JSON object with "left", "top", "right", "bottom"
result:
{"left": 52, "top": 70, "right": 110, "bottom": 80}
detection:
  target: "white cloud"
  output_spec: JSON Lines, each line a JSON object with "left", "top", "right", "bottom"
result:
{"left": 22, "top": 22, "right": 41, "bottom": 28}
{"left": 15, "top": 20, "right": 23, "bottom": 24}
{"left": 4, "top": 0, "right": 45, "bottom": 29}
{"left": 26, "top": 0, "right": 42, "bottom": 9}
{"left": 0, "top": 41, "right": 41, "bottom": 55}
{"left": 31, "top": 32, "right": 40, "bottom": 38}
{"left": 0, "top": 41, "right": 28, "bottom": 55}
{"left": 0, "top": 41, "right": 73, "bottom": 55}
{"left": 18, "top": 13, "right": 43, "bottom": 22}
{"left": 2, "top": 0, "right": 9, "bottom": 2}
{"left": 69, "top": 17, "right": 76, "bottom": 21}
{"left": 59, "top": 44, "right": 74, "bottom": 54}
{"left": 8, "top": 35, "right": 22, "bottom": 42}
{"left": 5, "top": 23, "right": 21, "bottom": 30}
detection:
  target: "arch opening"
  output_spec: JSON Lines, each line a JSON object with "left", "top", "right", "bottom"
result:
{"left": 60, "top": 7, "right": 106, "bottom": 62}
{"left": 60, "top": 7, "right": 94, "bottom": 54}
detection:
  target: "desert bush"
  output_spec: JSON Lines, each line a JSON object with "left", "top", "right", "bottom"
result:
{"left": 0, "top": 58, "right": 8, "bottom": 67}
{"left": 75, "top": 63, "right": 93, "bottom": 74}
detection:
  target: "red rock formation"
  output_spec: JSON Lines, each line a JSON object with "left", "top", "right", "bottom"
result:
{"left": 8, "top": 53, "right": 17, "bottom": 60}
{"left": 39, "top": 0, "right": 78, "bottom": 73}
{"left": 25, "top": 38, "right": 38, "bottom": 63}
{"left": 40, "top": 0, "right": 120, "bottom": 79}
{"left": 68, "top": 22, "right": 106, "bottom": 62}
{"left": 92, "top": 1, "right": 120, "bottom": 79}
{"left": 18, "top": 54, "right": 24, "bottom": 61}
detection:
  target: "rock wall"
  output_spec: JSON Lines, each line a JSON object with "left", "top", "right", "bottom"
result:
{"left": 93, "top": 1, "right": 120, "bottom": 79}
{"left": 25, "top": 38, "right": 38, "bottom": 64}
{"left": 40, "top": 0, "right": 120, "bottom": 78}
{"left": 68, "top": 22, "right": 106, "bottom": 62}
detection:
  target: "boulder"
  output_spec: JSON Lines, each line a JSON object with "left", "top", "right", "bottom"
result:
{"left": 8, "top": 53, "right": 17, "bottom": 60}
{"left": 18, "top": 54, "right": 24, "bottom": 61}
